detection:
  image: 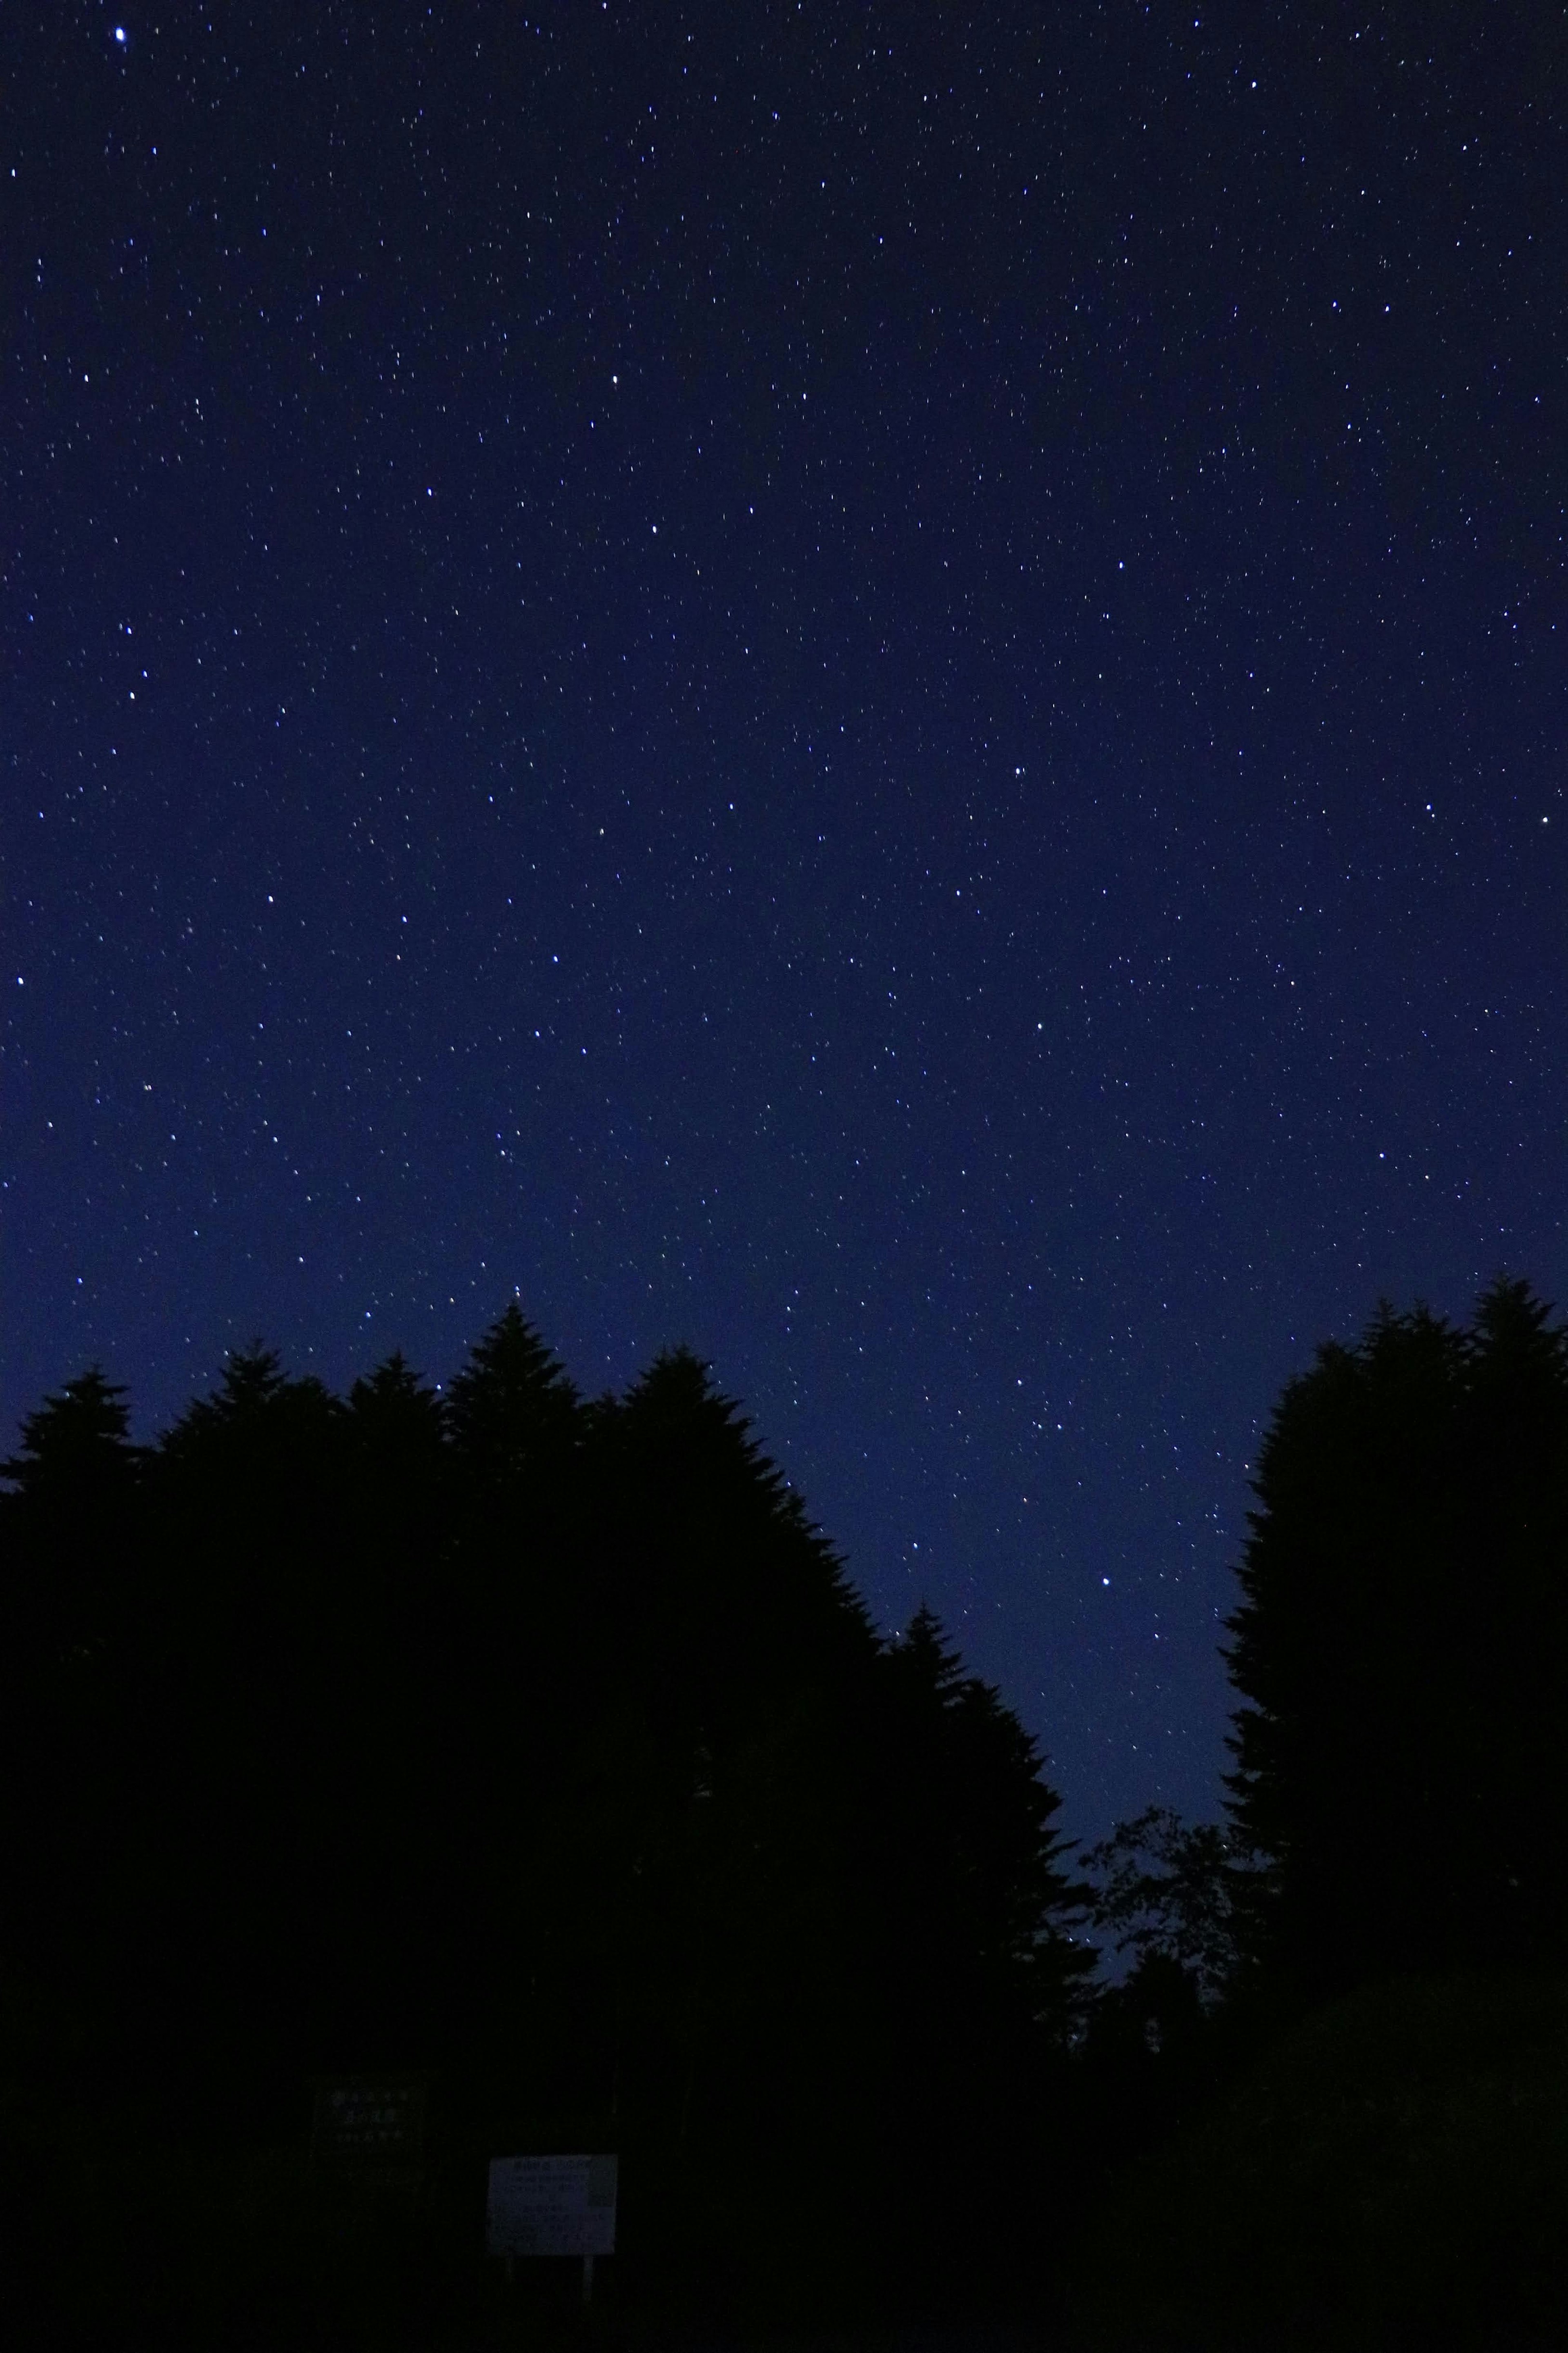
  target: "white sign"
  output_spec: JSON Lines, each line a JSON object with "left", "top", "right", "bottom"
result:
{"left": 486, "top": 2153, "right": 618, "bottom": 2259}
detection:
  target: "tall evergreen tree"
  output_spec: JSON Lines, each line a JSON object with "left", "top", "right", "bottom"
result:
{"left": 133, "top": 1348, "right": 353, "bottom": 2112}
{"left": 533, "top": 1349, "right": 881, "bottom": 2155}
{"left": 0, "top": 1369, "right": 145, "bottom": 2032}
{"left": 444, "top": 1302, "right": 580, "bottom": 1489}
{"left": 0, "top": 1365, "right": 143, "bottom": 1662}
{"left": 348, "top": 1347, "right": 447, "bottom": 1472}
{"left": 588, "top": 1346, "right": 875, "bottom": 1752}
{"left": 1225, "top": 1278, "right": 1568, "bottom": 1994}
{"left": 2, "top": 1365, "right": 142, "bottom": 1500}
{"left": 876, "top": 1605, "right": 1092, "bottom": 2038}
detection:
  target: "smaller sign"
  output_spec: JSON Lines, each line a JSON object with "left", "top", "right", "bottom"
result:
{"left": 486, "top": 2153, "right": 618, "bottom": 2259}
{"left": 311, "top": 2078, "right": 428, "bottom": 2174}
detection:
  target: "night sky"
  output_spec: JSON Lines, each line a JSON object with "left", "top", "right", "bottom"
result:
{"left": 6, "top": 2, "right": 1565, "bottom": 1838}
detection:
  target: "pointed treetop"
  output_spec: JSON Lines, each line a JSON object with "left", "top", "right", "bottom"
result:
{"left": 1471, "top": 1274, "right": 1567, "bottom": 1375}
{"left": 892, "top": 1601, "right": 968, "bottom": 1704}
{"left": 349, "top": 1350, "right": 445, "bottom": 1454}
{"left": 620, "top": 1347, "right": 760, "bottom": 1457}
{"left": 160, "top": 1342, "right": 340, "bottom": 1459}
{"left": 212, "top": 1342, "right": 289, "bottom": 1414}
{"left": 349, "top": 1347, "right": 439, "bottom": 1412}
{"left": 2, "top": 1366, "right": 139, "bottom": 1497}
{"left": 590, "top": 1347, "right": 873, "bottom": 1690}
{"left": 1354, "top": 1297, "right": 1461, "bottom": 1371}
{"left": 613, "top": 1347, "right": 829, "bottom": 1544}
{"left": 445, "top": 1301, "right": 581, "bottom": 1481}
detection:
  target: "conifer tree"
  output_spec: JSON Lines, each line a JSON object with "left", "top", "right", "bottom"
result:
{"left": 1225, "top": 1278, "right": 1568, "bottom": 1992}
{"left": 879, "top": 1605, "right": 1092, "bottom": 2033}
{"left": 1, "top": 1366, "right": 143, "bottom": 1661}
{"left": 2, "top": 1365, "right": 142, "bottom": 1502}
{"left": 591, "top": 1346, "right": 875, "bottom": 1753}
{"left": 0, "top": 1369, "right": 145, "bottom": 2025}
{"left": 348, "top": 1347, "right": 447, "bottom": 1465}
{"left": 444, "top": 1301, "right": 580, "bottom": 1488}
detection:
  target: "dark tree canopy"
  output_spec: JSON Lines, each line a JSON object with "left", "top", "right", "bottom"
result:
{"left": 1081, "top": 1806, "right": 1255, "bottom": 2010}
{"left": 443, "top": 1300, "right": 580, "bottom": 1489}
{"left": 2, "top": 1365, "right": 141, "bottom": 1503}
{"left": 1225, "top": 1276, "right": 1568, "bottom": 1996}
{"left": 0, "top": 1309, "right": 1089, "bottom": 2299}
{"left": 15, "top": 1285, "right": 1568, "bottom": 2337}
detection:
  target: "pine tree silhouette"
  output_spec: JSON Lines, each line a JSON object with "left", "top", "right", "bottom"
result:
{"left": 2, "top": 1364, "right": 142, "bottom": 1501}
{"left": 0, "top": 1367, "right": 147, "bottom": 2050}
{"left": 444, "top": 1301, "right": 580, "bottom": 1487}
{"left": 1226, "top": 1276, "right": 1568, "bottom": 1993}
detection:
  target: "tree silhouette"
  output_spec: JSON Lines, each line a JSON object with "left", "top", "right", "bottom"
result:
{"left": 2, "top": 1364, "right": 142, "bottom": 1500}
{"left": 1081, "top": 1805, "right": 1256, "bottom": 2010}
{"left": 0, "top": 1369, "right": 146, "bottom": 2051}
{"left": 348, "top": 1348, "right": 448, "bottom": 1472}
{"left": 1, "top": 1308, "right": 1099, "bottom": 2309}
{"left": 0, "top": 1365, "right": 143, "bottom": 1668}
{"left": 444, "top": 1302, "right": 580, "bottom": 1490}
{"left": 1225, "top": 1277, "right": 1568, "bottom": 1994}
{"left": 880, "top": 1605, "right": 1092, "bottom": 2029}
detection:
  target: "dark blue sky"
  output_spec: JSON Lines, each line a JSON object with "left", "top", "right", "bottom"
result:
{"left": 6, "top": 1, "right": 1565, "bottom": 1837}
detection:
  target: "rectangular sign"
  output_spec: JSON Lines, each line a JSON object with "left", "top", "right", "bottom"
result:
{"left": 486, "top": 2153, "right": 618, "bottom": 2258}
{"left": 311, "top": 2078, "right": 427, "bottom": 2172}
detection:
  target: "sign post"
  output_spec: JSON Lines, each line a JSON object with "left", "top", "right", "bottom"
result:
{"left": 486, "top": 2153, "right": 618, "bottom": 2302}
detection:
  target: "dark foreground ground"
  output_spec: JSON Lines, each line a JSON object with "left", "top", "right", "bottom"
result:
{"left": 8, "top": 1972, "right": 1568, "bottom": 2351}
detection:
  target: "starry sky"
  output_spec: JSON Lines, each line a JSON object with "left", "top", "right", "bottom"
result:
{"left": 5, "top": 2, "right": 1565, "bottom": 1837}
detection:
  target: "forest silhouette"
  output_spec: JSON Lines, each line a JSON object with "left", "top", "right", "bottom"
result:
{"left": 4, "top": 1281, "right": 1568, "bottom": 2347}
